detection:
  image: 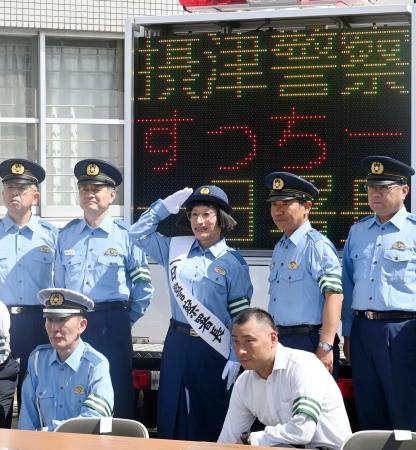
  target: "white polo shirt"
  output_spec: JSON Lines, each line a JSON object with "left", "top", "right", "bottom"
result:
{"left": 218, "top": 343, "right": 351, "bottom": 449}
{"left": 0, "top": 300, "right": 11, "bottom": 365}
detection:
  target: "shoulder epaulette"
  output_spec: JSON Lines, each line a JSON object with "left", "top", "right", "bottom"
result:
{"left": 83, "top": 345, "right": 106, "bottom": 365}
{"left": 30, "top": 343, "right": 52, "bottom": 356}
{"left": 114, "top": 218, "right": 130, "bottom": 230}
{"left": 407, "top": 213, "right": 416, "bottom": 223}
{"left": 356, "top": 215, "right": 373, "bottom": 224}
{"left": 229, "top": 250, "right": 248, "bottom": 266}
{"left": 62, "top": 218, "right": 81, "bottom": 230}
{"left": 39, "top": 220, "right": 58, "bottom": 233}
{"left": 307, "top": 228, "right": 324, "bottom": 243}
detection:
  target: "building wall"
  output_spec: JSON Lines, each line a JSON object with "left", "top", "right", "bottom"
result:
{"left": 0, "top": 0, "right": 183, "bottom": 32}
{"left": 0, "top": 1, "right": 184, "bottom": 221}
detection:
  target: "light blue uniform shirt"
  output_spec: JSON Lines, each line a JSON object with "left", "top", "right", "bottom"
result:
{"left": 18, "top": 339, "right": 114, "bottom": 431}
{"left": 0, "top": 214, "right": 57, "bottom": 306}
{"left": 268, "top": 221, "right": 342, "bottom": 326}
{"left": 130, "top": 200, "right": 253, "bottom": 359}
{"left": 342, "top": 206, "right": 416, "bottom": 336}
{"left": 54, "top": 214, "right": 153, "bottom": 323}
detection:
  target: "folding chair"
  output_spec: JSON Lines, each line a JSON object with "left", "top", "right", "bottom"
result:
{"left": 341, "top": 430, "right": 416, "bottom": 450}
{"left": 55, "top": 417, "right": 149, "bottom": 438}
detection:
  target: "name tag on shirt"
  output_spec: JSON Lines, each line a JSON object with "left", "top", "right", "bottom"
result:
{"left": 64, "top": 249, "right": 76, "bottom": 256}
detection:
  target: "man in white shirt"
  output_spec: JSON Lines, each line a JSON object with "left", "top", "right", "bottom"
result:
{"left": 218, "top": 308, "right": 351, "bottom": 449}
{"left": 0, "top": 300, "right": 19, "bottom": 428}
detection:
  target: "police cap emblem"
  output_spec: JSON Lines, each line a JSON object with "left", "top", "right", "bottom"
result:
{"left": 11, "top": 163, "right": 25, "bottom": 175}
{"left": 371, "top": 161, "right": 384, "bottom": 175}
{"left": 86, "top": 163, "right": 100, "bottom": 176}
{"left": 273, "top": 178, "right": 285, "bottom": 191}
{"left": 49, "top": 293, "right": 64, "bottom": 306}
{"left": 200, "top": 187, "right": 210, "bottom": 195}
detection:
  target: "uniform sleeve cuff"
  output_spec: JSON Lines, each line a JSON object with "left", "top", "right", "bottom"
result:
{"left": 249, "top": 431, "right": 265, "bottom": 446}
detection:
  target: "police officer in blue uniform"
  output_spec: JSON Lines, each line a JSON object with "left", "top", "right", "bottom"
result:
{"left": 342, "top": 155, "right": 416, "bottom": 431}
{"left": 265, "top": 172, "right": 343, "bottom": 377}
{"left": 18, "top": 288, "right": 114, "bottom": 431}
{"left": 130, "top": 186, "right": 253, "bottom": 441}
{"left": 54, "top": 159, "right": 154, "bottom": 419}
{"left": 0, "top": 158, "right": 57, "bottom": 410}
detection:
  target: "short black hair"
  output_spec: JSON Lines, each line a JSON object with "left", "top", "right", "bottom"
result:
{"left": 175, "top": 202, "right": 237, "bottom": 234}
{"left": 234, "top": 307, "right": 277, "bottom": 331}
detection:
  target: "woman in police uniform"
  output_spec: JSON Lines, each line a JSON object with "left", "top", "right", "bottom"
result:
{"left": 130, "top": 186, "right": 253, "bottom": 441}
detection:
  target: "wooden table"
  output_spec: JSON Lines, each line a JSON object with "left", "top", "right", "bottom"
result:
{"left": 0, "top": 429, "right": 286, "bottom": 450}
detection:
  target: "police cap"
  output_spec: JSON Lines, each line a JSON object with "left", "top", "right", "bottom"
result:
{"left": 361, "top": 155, "right": 415, "bottom": 186}
{"left": 74, "top": 159, "right": 122, "bottom": 187}
{"left": 0, "top": 158, "right": 45, "bottom": 185}
{"left": 183, "top": 185, "right": 232, "bottom": 214}
{"left": 38, "top": 288, "right": 94, "bottom": 318}
{"left": 264, "top": 172, "right": 319, "bottom": 202}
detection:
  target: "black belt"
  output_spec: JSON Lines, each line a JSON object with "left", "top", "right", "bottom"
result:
{"left": 277, "top": 324, "right": 321, "bottom": 336}
{"left": 354, "top": 310, "right": 416, "bottom": 320}
{"left": 170, "top": 319, "right": 198, "bottom": 337}
{"left": 8, "top": 305, "right": 43, "bottom": 315}
{"left": 92, "top": 301, "right": 128, "bottom": 312}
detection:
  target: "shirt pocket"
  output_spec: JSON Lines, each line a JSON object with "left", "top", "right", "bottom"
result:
{"left": 37, "top": 390, "right": 55, "bottom": 428}
{"left": 351, "top": 252, "right": 371, "bottom": 282}
{"left": 383, "top": 248, "right": 416, "bottom": 284}
{"left": 279, "top": 268, "right": 304, "bottom": 283}
{"left": 0, "top": 251, "right": 9, "bottom": 282}
{"left": 96, "top": 255, "right": 125, "bottom": 288}
{"left": 32, "top": 250, "right": 54, "bottom": 265}
{"left": 62, "top": 255, "right": 84, "bottom": 287}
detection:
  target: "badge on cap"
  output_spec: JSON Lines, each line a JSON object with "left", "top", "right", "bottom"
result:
{"left": 50, "top": 293, "right": 64, "bottom": 306}
{"left": 273, "top": 178, "right": 285, "bottom": 191}
{"left": 74, "top": 385, "right": 85, "bottom": 395}
{"left": 39, "top": 245, "right": 52, "bottom": 253}
{"left": 288, "top": 261, "right": 298, "bottom": 270}
{"left": 105, "top": 248, "right": 119, "bottom": 256}
{"left": 11, "top": 163, "right": 25, "bottom": 175}
{"left": 371, "top": 161, "right": 384, "bottom": 175}
{"left": 200, "top": 187, "right": 210, "bottom": 195}
{"left": 392, "top": 241, "right": 406, "bottom": 250}
{"left": 214, "top": 266, "right": 226, "bottom": 276}
{"left": 86, "top": 163, "right": 100, "bottom": 176}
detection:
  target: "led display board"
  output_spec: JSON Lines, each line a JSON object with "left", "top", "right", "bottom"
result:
{"left": 134, "top": 27, "right": 411, "bottom": 250}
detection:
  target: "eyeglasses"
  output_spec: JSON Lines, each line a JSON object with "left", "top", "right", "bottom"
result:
{"left": 364, "top": 184, "right": 401, "bottom": 194}
{"left": 187, "top": 211, "right": 217, "bottom": 221}
{"left": 3, "top": 184, "right": 36, "bottom": 195}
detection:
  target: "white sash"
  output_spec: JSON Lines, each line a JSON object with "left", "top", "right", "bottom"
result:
{"left": 169, "top": 236, "right": 231, "bottom": 359}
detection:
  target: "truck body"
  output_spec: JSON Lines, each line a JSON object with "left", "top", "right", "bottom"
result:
{"left": 126, "top": 2, "right": 414, "bottom": 431}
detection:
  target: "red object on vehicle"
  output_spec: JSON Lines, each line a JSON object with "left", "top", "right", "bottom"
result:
{"left": 179, "top": 0, "right": 247, "bottom": 6}
{"left": 337, "top": 378, "right": 354, "bottom": 399}
{"left": 133, "top": 369, "right": 151, "bottom": 390}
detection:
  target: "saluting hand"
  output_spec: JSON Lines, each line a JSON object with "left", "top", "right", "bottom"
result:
{"left": 162, "top": 188, "right": 193, "bottom": 214}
